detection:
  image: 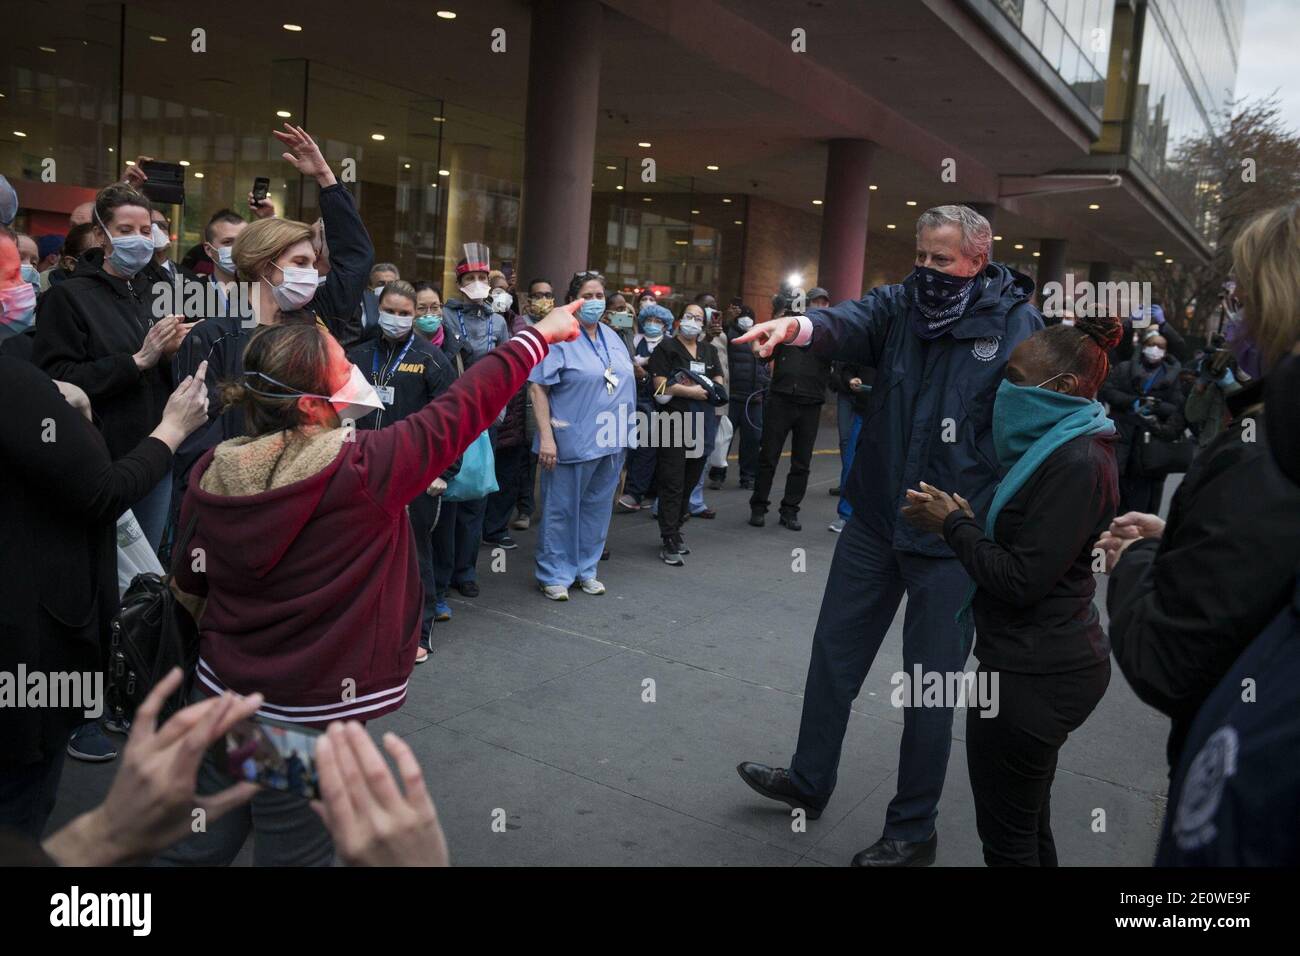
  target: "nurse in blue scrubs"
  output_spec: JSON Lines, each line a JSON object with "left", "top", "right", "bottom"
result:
{"left": 529, "top": 271, "right": 637, "bottom": 600}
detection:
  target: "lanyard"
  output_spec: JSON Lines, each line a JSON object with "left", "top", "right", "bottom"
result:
{"left": 584, "top": 323, "right": 613, "bottom": 370}
{"left": 373, "top": 334, "right": 416, "bottom": 386}
{"left": 456, "top": 306, "right": 497, "bottom": 351}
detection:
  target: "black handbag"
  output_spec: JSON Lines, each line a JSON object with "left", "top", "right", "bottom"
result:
{"left": 1135, "top": 428, "right": 1195, "bottom": 478}
{"left": 106, "top": 515, "right": 200, "bottom": 724}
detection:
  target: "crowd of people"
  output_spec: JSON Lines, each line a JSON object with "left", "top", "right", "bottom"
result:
{"left": 1, "top": 136, "right": 1298, "bottom": 868}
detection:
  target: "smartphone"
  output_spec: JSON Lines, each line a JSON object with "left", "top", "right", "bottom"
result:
{"left": 139, "top": 160, "right": 185, "bottom": 205}
{"left": 252, "top": 177, "right": 271, "bottom": 205}
{"left": 213, "top": 715, "right": 323, "bottom": 799}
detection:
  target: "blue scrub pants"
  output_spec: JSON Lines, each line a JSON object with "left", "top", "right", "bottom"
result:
{"left": 837, "top": 413, "right": 863, "bottom": 521}
{"left": 789, "top": 514, "right": 973, "bottom": 842}
{"left": 535, "top": 452, "right": 624, "bottom": 587}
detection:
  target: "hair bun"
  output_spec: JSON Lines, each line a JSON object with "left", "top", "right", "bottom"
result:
{"left": 1074, "top": 313, "right": 1122, "bottom": 351}
{"left": 217, "top": 379, "right": 248, "bottom": 408}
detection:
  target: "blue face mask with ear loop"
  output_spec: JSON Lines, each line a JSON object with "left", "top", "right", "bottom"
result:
{"left": 94, "top": 209, "right": 154, "bottom": 277}
{"left": 579, "top": 297, "right": 605, "bottom": 325}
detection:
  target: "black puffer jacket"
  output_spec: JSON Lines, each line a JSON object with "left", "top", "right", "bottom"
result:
{"left": 32, "top": 250, "right": 175, "bottom": 459}
{"left": 1100, "top": 354, "right": 1186, "bottom": 472}
{"left": 726, "top": 319, "right": 770, "bottom": 399}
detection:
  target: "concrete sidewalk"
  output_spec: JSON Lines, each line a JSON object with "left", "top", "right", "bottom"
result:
{"left": 49, "top": 424, "right": 1169, "bottom": 865}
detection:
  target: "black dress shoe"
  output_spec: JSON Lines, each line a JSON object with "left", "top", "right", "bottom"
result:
{"left": 850, "top": 834, "right": 937, "bottom": 867}
{"left": 456, "top": 581, "right": 480, "bottom": 597}
{"left": 736, "top": 762, "right": 823, "bottom": 819}
{"left": 748, "top": 511, "right": 765, "bottom": 527}
{"left": 779, "top": 514, "right": 802, "bottom": 531}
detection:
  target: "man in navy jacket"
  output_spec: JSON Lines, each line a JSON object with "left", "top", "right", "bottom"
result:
{"left": 735, "top": 205, "right": 1043, "bottom": 866}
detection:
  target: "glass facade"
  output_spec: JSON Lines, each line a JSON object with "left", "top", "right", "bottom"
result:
{"left": 993, "top": 0, "right": 1112, "bottom": 115}
{"left": 1129, "top": 0, "right": 1245, "bottom": 230}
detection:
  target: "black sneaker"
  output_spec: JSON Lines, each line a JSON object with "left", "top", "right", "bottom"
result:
{"left": 779, "top": 514, "right": 802, "bottom": 531}
{"left": 829, "top": 485, "right": 841, "bottom": 496}
{"left": 483, "top": 534, "right": 517, "bottom": 550}
{"left": 67, "top": 722, "right": 118, "bottom": 763}
{"left": 456, "top": 580, "right": 480, "bottom": 597}
{"left": 749, "top": 510, "right": 766, "bottom": 527}
{"left": 660, "top": 538, "right": 684, "bottom": 566}
{"left": 676, "top": 534, "right": 690, "bottom": 555}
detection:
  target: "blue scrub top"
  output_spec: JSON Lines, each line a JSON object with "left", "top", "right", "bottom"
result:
{"left": 529, "top": 322, "right": 637, "bottom": 463}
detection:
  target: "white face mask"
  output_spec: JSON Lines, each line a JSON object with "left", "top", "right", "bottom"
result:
{"left": 461, "top": 279, "right": 490, "bottom": 302}
{"left": 151, "top": 222, "right": 170, "bottom": 250}
{"left": 266, "top": 263, "right": 319, "bottom": 311}
{"left": 1142, "top": 345, "right": 1166, "bottom": 364}
{"left": 678, "top": 319, "right": 702, "bottom": 339}
{"left": 379, "top": 311, "right": 413, "bottom": 338}
{"left": 489, "top": 289, "right": 512, "bottom": 314}
{"left": 212, "top": 245, "right": 236, "bottom": 277}
{"left": 245, "top": 364, "right": 384, "bottom": 426}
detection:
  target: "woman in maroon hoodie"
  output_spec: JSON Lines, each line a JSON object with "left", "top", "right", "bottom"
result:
{"left": 159, "top": 302, "right": 580, "bottom": 866}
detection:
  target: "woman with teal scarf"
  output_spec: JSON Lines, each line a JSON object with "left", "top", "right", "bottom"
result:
{"left": 902, "top": 315, "right": 1122, "bottom": 866}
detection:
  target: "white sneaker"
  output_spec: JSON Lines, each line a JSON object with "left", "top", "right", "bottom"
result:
{"left": 578, "top": 578, "right": 606, "bottom": 595}
{"left": 540, "top": 584, "right": 569, "bottom": 601}
{"left": 828, "top": 518, "right": 846, "bottom": 533}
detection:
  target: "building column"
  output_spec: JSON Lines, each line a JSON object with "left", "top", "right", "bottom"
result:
{"left": 816, "top": 139, "right": 875, "bottom": 303}
{"left": 1087, "top": 260, "right": 1112, "bottom": 284}
{"left": 1037, "top": 238, "right": 1068, "bottom": 299}
{"left": 518, "top": 0, "right": 603, "bottom": 291}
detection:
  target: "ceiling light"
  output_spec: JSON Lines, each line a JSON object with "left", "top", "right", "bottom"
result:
{"left": 178, "top": 160, "right": 190, "bottom": 166}
{"left": 868, "top": 184, "right": 878, "bottom": 190}
{"left": 637, "top": 141, "right": 651, "bottom": 148}
{"left": 13, "top": 130, "right": 27, "bottom": 137}
{"left": 615, "top": 185, "right": 624, "bottom": 190}
{"left": 886, "top": 224, "right": 896, "bottom": 230}
{"left": 1154, "top": 250, "right": 1164, "bottom": 256}
{"left": 432, "top": 116, "right": 445, "bottom": 123}
{"left": 371, "top": 133, "right": 385, "bottom": 141}
{"left": 124, "top": 158, "right": 134, "bottom": 164}
{"left": 438, "top": 169, "right": 450, "bottom": 176}
{"left": 276, "top": 110, "right": 292, "bottom": 118}
{"left": 38, "top": 46, "right": 56, "bottom": 53}
{"left": 1013, "top": 243, "right": 1024, "bottom": 250}
{"left": 1032, "top": 251, "right": 1041, "bottom": 257}
{"left": 733, "top": 219, "right": 743, "bottom": 225}
{"left": 993, "top": 235, "right": 1002, "bottom": 240}
{"left": 436, "top": 10, "right": 457, "bottom": 18}
{"left": 706, "top": 164, "right": 719, "bottom": 171}
{"left": 403, "top": 163, "right": 411, "bottom": 169}
{"left": 194, "top": 172, "right": 204, "bottom": 179}
{"left": 149, "top": 35, "right": 167, "bottom": 42}
{"left": 1088, "top": 203, "right": 1100, "bottom": 210}
{"left": 675, "top": 240, "right": 688, "bottom": 245}
{"left": 642, "top": 197, "right": 652, "bottom": 202}
{"left": 905, "top": 200, "right": 917, "bottom": 206}
{"left": 722, "top": 198, "right": 732, "bottom": 204}
{"left": 605, "top": 165, "right": 617, "bottom": 170}
{"left": 812, "top": 200, "right": 823, "bottom": 206}
{"left": 1165, "top": 258, "right": 1174, "bottom": 264}
{"left": 283, "top": 24, "right": 303, "bottom": 32}
{"left": 690, "top": 209, "right": 699, "bottom": 214}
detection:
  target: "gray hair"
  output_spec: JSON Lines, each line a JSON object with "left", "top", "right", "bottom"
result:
{"left": 915, "top": 204, "right": 993, "bottom": 261}
{"left": 370, "top": 261, "right": 400, "bottom": 279}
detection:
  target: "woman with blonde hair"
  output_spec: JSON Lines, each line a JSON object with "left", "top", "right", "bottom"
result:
{"left": 1101, "top": 200, "right": 1300, "bottom": 770}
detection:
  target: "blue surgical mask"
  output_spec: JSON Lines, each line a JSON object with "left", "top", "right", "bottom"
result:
{"left": 579, "top": 297, "right": 605, "bottom": 325}
{"left": 105, "top": 231, "right": 154, "bottom": 277}
{"left": 21, "top": 263, "right": 40, "bottom": 288}
{"left": 642, "top": 321, "right": 664, "bottom": 338}
{"left": 416, "top": 314, "right": 443, "bottom": 335}
{"left": 214, "top": 246, "right": 237, "bottom": 276}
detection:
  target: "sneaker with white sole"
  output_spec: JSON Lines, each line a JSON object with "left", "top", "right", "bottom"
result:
{"left": 540, "top": 584, "right": 570, "bottom": 600}
{"left": 828, "top": 518, "right": 846, "bottom": 533}
{"left": 578, "top": 578, "right": 606, "bottom": 595}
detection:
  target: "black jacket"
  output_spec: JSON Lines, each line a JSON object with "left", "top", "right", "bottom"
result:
{"left": 306, "top": 183, "right": 376, "bottom": 348}
{"left": 32, "top": 250, "right": 175, "bottom": 459}
{"left": 943, "top": 434, "right": 1119, "bottom": 673}
{"left": 831, "top": 361, "right": 875, "bottom": 414}
{"left": 1107, "top": 381, "right": 1300, "bottom": 766}
{"left": 0, "top": 357, "right": 172, "bottom": 764}
{"left": 769, "top": 339, "right": 830, "bottom": 404}
{"left": 725, "top": 320, "right": 770, "bottom": 399}
{"left": 347, "top": 331, "right": 454, "bottom": 430}
{"left": 1100, "top": 354, "right": 1186, "bottom": 471}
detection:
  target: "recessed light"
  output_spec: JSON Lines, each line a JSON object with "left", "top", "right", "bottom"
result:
{"left": 675, "top": 240, "right": 688, "bottom": 245}
{"left": 438, "top": 169, "right": 450, "bottom": 176}
{"left": 722, "top": 198, "right": 732, "bottom": 204}
{"left": 283, "top": 24, "right": 303, "bottom": 32}
{"left": 38, "top": 46, "right": 56, "bottom": 53}
{"left": 616, "top": 185, "right": 624, "bottom": 190}
{"left": 1165, "top": 258, "right": 1174, "bottom": 264}
{"left": 906, "top": 200, "right": 917, "bottom": 206}
{"left": 812, "top": 200, "right": 823, "bottom": 206}
{"left": 371, "top": 133, "right": 385, "bottom": 141}
{"left": 149, "top": 35, "right": 167, "bottom": 43}
{"left": 993, "top": 235, "right": 1002, "bottom": 240}
{"left": 637, "top": 141, "right": 651, "bottom": 148}
{"left": 436, "top": 10, "right": 457, "bottom": 18}
{"left": 733, "top": 219, "right": 743, "bottom": 225}
{"left": 107, "top": 146, "right": 113, "bottom": 152}
{"left": 690, "top": 209, "right": 699, "bottom": 214}
{"left": 868, "top": 184, "right": 878, "bottom": 190}
{"left": 1032, "top": 251, "right": 1041, "bottom": 257}
{"left": 276, "top": 110, "right": 292, "bottom": 118}
{"left": 124, "top": 158, "right": 134, "bottom": 164}
{"left": 403, "top": 163, "right": 411, "bottom": 169}
{"left": 13, "top": 130, "right": 27, "bottom": 137}
{"left": 179, "top": 160, "right": 190, "bottom": 166}
{"left": 429, "top": 183, "right": 438, "bottom": 188}
{"left": 1154, "top": 250, "right": 1164, "bottom": 256}
{"left": 886, "top": 224, "right": 896, "bottom": 230}
{"left": 194, "top": 172, "right": 204, "bottom": 179}
{"left": 1088, "top": 203, "right": 1100, "bottom": 210}
{"left": 642, "top": 197, "right": 652, "bottom": 202}
{"left": 1014, "top": 243, "right": 1024, "bottom": 250}
{"left": 706, "top": 164, "right": 719, "bottom": 171}
{"left": 432, "top": 116, "right": 445, "bottom": 123}
{"left": 605, "top": 165, "right": 617, "bottom": 170}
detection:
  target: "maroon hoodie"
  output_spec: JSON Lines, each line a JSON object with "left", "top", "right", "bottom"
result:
{"left": 174, "top": 327, "right": 549, "bottom": 726}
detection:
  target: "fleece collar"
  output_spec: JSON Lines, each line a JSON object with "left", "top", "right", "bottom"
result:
{"left": 200, "top": 426, "right": 348, "bottom": 497}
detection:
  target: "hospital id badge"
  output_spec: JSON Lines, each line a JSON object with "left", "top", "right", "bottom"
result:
{"left": 690, "top": 360, "right": 706, "bottom": 375}
{"left": 376, "top": 385, "right": 395, "bottom": 405}
{"left": 604, "top": 369, "right": 620, "bottom": 394}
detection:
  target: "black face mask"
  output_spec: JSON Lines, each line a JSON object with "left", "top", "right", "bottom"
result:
{"left": 1265, "top": 351, "right": 1300, "bottom": 488}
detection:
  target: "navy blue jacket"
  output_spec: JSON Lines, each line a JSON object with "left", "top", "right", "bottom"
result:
{"left": 806, "top": 263, "right": 1042, "bottom": 557}
{"left": 1156, "top": 575, "right": 1300, "bottom": 866}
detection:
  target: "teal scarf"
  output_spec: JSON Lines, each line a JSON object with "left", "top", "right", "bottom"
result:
{"left": 955, "top": 379, "right": 1115, "bottom": 625}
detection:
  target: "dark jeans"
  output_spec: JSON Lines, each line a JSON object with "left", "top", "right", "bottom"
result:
{"left": 517, "top": 450, "right": 537, "bottom": 517}
{"left": 654, "top": 418, "right": 708, "bottom": 539}
{"left": 717, "top": 395, "right": 763, "bottom": 483}
{"left": 1119, "top": 471, "right": 1166, "bottom": 516}
{"left": 750, "top": 394, "right": 821, "bottom": 517}
{"left": 408, "top": 492, "right": 442, "bottom": 645}
{"left": 0, "top": 742, "right": 69, "bottom": 838}
{"left": 965, "top": 660, "right": 1110, "bottom": 866}
{"left": 790, "top": 514, "right": 973, "bottom": 841}
{"left": 485, "top": 442, "right": 529, "bottom": 540}
{"left": 431, "top": 498, "right": 457, "bottom": 600}
{"left": 624, "top": 401, "right": 659, "bottom": 500}
{"left": 836, "top": 392, "right": 856, "bottom": 460}
{"left": 452, "top": 495, "right": 487, "bottom": 586}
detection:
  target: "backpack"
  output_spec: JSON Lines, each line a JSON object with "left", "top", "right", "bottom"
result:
{"left": 106, "top": 515, "right": 200, "bottom": 723}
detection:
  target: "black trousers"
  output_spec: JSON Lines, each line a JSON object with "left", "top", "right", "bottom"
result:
{"left": 965, "top": 659, "right": 1110, "bottom": 866}
{"left": 655, "top": 442, "right": 708, "bottom": 540}
{"left": 408, "top": 492, "right": 441, "bottom": 645}
{"left": 484, "top": 442, "right": 529, "bottom": 539}
{"left": 1119, "top": 471, "right": 1165, "bottom": 516}
{"left": 749, "top": 393, "right": 821, "bottom": 516}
